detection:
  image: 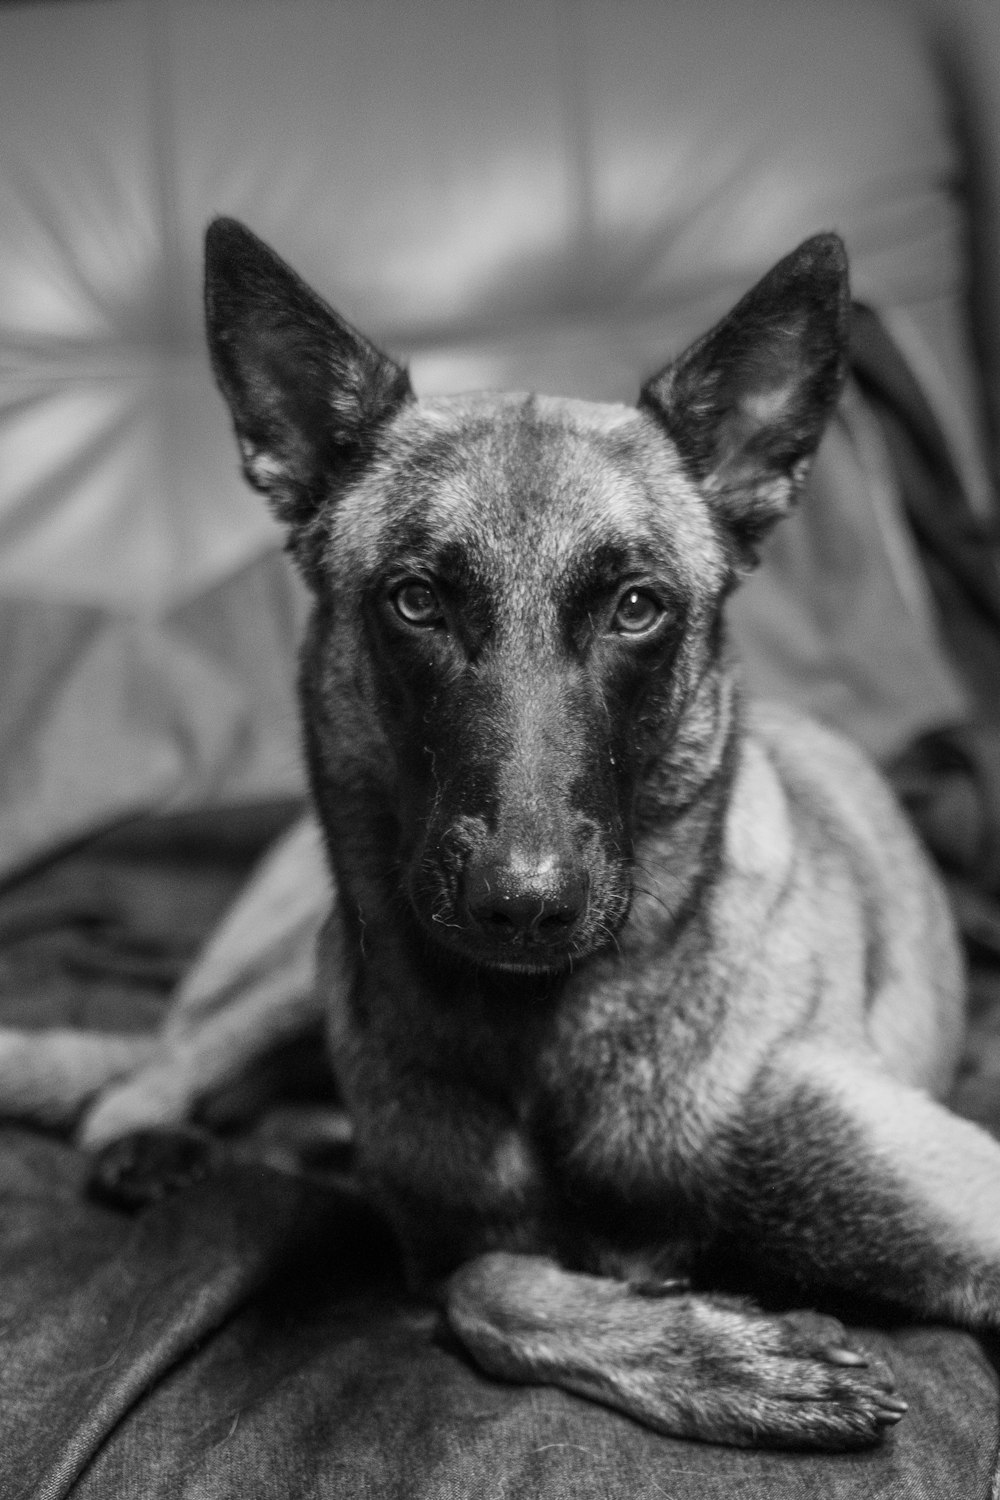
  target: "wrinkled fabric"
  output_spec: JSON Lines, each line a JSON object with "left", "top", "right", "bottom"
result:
{"left": 0, "top": 1144, "right": 996, "bottom": 1500}
{"left": 0, "top": 555, "right": 308, "bottom": 883}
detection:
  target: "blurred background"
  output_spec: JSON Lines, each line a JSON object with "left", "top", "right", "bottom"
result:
{"left": 1, "top": 0, "right": 999, "bottom": 886}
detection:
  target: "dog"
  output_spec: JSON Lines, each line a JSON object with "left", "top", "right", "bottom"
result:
{"left": 3, "top": 219, "right": 997, "bottom": 1453}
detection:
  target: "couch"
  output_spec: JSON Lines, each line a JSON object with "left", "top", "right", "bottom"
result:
{"left": 2, "top": 0, "right": 1000, "bottom": 1494}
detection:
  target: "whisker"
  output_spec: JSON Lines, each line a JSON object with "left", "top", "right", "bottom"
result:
{"left": 632, "top": 884, "right": 674, "bottom": 917}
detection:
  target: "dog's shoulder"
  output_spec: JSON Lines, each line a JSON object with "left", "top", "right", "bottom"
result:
{"left": 738, "top": 696, "right": 944, "bottom": 923}
{"left": 743, "top": 699, "right": 912, "bottom": 852}
{"left": 737, "top": 699, "right": 962, "bottom": 1081}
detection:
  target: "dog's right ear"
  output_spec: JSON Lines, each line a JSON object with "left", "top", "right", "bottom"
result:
{"left": 204, "top": 218, "right": 412, "bottom": 538}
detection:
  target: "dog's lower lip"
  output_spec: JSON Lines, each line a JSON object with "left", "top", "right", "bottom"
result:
{"left": 418, "top": 908, "right": 582, "bottom": 972}
{"left": 477, "top": 949, "right": 573, "bottom": 975}
{"left": 432, "top": 921, "right": 597, "bottom": 975}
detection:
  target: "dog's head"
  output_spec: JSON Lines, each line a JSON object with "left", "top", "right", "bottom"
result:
{"left": 205, "top": 221, "right": 848, "bottom": 974}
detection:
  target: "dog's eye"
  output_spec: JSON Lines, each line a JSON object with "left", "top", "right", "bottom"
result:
{"left": 392, "top": 580, "right": 444, "bottom": 627}
{"left": 611, "top": 588, "right": 663, "bottom": 635}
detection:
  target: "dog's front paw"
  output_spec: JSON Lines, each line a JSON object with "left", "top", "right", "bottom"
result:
{"left": 446, "top": 1253, "right": 905, "bottom": 1450}
{"left": 669, "top": 1301, "right": 905, "bottom": 1450}
{"left": 86, "top": 1127, "right": 222, "bottom": 1210}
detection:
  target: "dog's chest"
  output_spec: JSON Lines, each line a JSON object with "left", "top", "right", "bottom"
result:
{"left": 531, "top": 1002, "right": 719, "bottom": 1214}
{"left": 512, "top": 965, "right": 725, "bottom": 1172}
{"left": 342, "top": 976, "right": 721, "bottom": 1274}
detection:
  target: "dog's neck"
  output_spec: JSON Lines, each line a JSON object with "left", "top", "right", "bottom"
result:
{"left": 632, "top": 648, "right": 741, "bottom": 833}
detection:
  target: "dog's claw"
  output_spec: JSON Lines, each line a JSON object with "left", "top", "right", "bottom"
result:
{"left": 823, "top": 1344, "right": 869, "bottom": 1367}
{"left": 628, "top": 1276, "right": 692, "bottom": 1298}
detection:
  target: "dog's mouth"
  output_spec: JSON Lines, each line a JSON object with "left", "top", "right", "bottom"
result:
{"left": 429, "top": 918, "right": 589, "bottom": 976}
{"left": 420, "top": 908, "right": 606, "bottom": 975}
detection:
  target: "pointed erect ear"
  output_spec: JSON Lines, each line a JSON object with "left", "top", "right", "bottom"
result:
{"left": 639, "top": 234, "right": 849, "bottom": 567}
{"left": 204, "top": 217, "right": 412, "bottom": 532}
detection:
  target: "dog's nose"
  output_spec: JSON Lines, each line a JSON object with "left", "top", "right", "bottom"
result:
{"left": 463, "top": 857, "right": 588, "bottom": 943}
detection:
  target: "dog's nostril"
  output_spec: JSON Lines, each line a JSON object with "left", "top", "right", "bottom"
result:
{"left": 482, "top": 910, "right": 517, "bottom": 933}
{"left": 538, "top": 910, "right": 575, "bottom": 933}
{"left": 477, "top": 904, "right": 513, "bottom": 926}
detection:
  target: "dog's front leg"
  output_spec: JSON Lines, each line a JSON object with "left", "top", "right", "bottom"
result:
{"left": 441, "top": 1046, "right": 1000, "bottom": 1451}
{"left": 445, "top": 1252, "right": 903, "bottom": 1449}
{"left": 716, "top": 1043, "right": 1000, "bottom": 1331}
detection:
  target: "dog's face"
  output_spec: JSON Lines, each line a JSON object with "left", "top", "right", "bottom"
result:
{"left": 205, "top": 222, "right": 848, "bottom": 974}
{"left": 318, "top": 392, "right": 727, "bottom": 973}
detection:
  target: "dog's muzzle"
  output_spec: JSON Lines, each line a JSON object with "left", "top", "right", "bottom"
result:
{"left": 412, "top": 814, "right": 628, "bottom": 973}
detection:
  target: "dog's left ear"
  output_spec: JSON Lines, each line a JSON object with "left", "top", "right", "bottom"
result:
{"left": 640, "top": 234, "right": 849, "bottom": 567}
{"left": 204, "top": 217, "right": 412, "bottom": 538}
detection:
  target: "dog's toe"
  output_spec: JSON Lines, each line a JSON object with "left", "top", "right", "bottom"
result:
{"left": 734, "top": 1376, "right": 907, "bottom": 1450}
{"left": 773, "top": 1308, "right": 890, "bottom": 1374}
{"left": 727, "top": 1310, "right": 903, "bottom": 1448}
{"left": 86, "top": 1127, "right": 221, "bottom": 1210}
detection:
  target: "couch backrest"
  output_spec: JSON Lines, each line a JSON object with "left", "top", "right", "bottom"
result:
{"left": 1, "top": 0, "right": 991, "bottom": 611}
